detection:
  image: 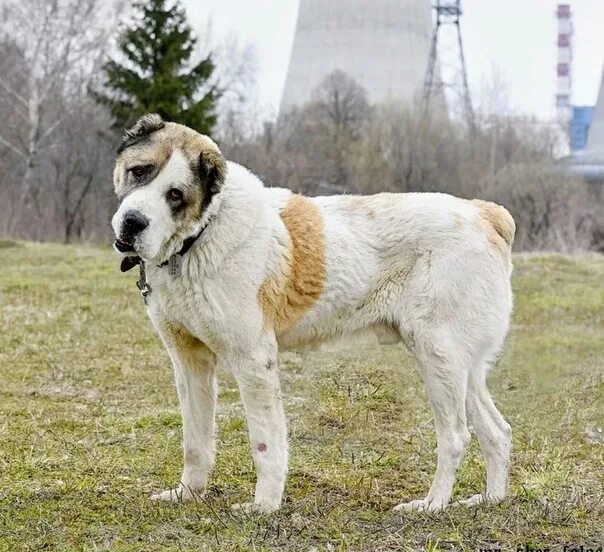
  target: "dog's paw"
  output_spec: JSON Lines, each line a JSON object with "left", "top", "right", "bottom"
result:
{"left": 393, "top": 497, "right": 448, "bottom": 513}
{"left": 231, "top": 501, "right": 279, "bottom": 515}
{"left": 150, "top": 485, "right": 204, "bottom": 502}
{"left": 455, "top": 493, "right": 504, "bottom": 508}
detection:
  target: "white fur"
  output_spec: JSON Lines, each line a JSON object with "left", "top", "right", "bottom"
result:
{"left": 114, "top": 153, "right": 513, "bottom": 513}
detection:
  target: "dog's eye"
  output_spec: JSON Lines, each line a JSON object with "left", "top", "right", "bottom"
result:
{"left": 167, "top": 188, "right": 183, "bottom": 202}
{"left": 129, "top": 165, "right": 152, "bottom": 180}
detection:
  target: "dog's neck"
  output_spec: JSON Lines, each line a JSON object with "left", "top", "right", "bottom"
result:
{"left": 156, "top": 219, "right": 210, "bottom": 268}
{"left": 184, "top": 170, "right": 261, "bottom": 271}
{"left": 150, "top": 161, "right": 264, "bottom": 281}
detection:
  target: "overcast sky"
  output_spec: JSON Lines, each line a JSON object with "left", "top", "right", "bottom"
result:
{"left": 183, "top": 0, "right": 604, "bottom": 119}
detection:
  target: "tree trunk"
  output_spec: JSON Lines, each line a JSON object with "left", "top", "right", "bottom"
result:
{"left": 21, "top": 76, "right": 41, "bottom": 220}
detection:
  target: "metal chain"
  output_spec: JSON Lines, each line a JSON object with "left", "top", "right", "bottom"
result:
{"left": 136, "top": 261, "right": 152, "bottom": 304}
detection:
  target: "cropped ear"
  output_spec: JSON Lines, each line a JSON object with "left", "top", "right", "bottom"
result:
{"left": 199, "top": 148, "right": 227, "bottom": 211}
{"left": 118, "top": 113, "right": 165, "bottom": 153}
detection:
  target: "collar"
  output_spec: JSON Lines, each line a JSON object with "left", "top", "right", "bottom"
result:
{"left": 156, "top": 223, "right": 206, "bottom": 268}
{"left": 120, "top": 217, "right": 211, "bottom": 273}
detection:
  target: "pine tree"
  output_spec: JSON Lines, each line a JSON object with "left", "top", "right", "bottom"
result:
{"left": 96, "top": 0, "right": 218, "bottom": 132}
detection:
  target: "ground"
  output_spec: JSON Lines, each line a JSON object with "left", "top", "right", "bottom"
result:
{"left": 0, "top": 240, "right": 603, "bottom": 551}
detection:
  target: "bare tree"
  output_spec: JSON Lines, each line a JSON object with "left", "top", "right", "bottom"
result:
{"left": 268, "top": 70, "right": 371, "bottom": 194}
{"left": 44, "top": 101, "right": 116, "bottom": 243}
{"left": 485, "top": 163, "right": 597, "bottom": 251}
{"left": 0, "top": 0, "right": 262, "bottom": 243}
{"left": 194, "top": 23, "right": 260, "bottom": 144}
{"left": 0, "top": 0, "right": 115, "bottom": 218}
{"left": 308, "top": 71, "right": 370, "bottom": 191}
{"left": 311, "top": 70, "right": 370, "bottom": 139}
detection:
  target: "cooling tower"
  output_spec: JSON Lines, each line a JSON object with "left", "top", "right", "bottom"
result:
{"left": 565, "top": 66, "right": 604, "bottom": 185}
{"left": 280, "top": 0, "right": 433, "bottom": 110}
{"left": 586, "top": 67, "right": 604, "bottom": 153}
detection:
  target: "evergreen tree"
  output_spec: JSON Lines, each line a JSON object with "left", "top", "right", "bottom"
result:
{"left": 96, "top": 0, "right": 218, "bottom": 132}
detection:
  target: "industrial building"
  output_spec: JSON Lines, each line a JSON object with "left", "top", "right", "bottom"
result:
{"left": 280, "top": 0, "right": 433, "bottom": 110}
{"left": 570, "top": 106, "right": 594, "bottom": 152}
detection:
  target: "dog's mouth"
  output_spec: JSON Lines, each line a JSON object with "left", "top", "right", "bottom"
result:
{"left": 114, "top": 238, "right": 136, "bottom": 254}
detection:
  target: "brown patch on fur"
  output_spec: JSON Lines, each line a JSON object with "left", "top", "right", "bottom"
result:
{"left": 163, "top": 124, "right": 225, "bottom": 172}
{"left": 113, "top": 142, "right": 173, "bottom": 197}
{"left": 113, "top": 117, "right": 227, "bottom": 210}
{"left": 158, "top": 123, "right": 227, "bottom": 192}
{"left": 257, "top": 443, "right": 267, "bottom": 452}
{"left": 163, "top": 321, "right": 205, "bottom": 351}
{"left": 472, "top": 200, "right": 516, "bottom": 255}
{"left": 258, "top": 196, "right": 326, "bottom": 334}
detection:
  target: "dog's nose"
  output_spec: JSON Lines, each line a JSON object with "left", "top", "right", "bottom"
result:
{"left": 122, "top": 210, "right": 149, "bottom": 236}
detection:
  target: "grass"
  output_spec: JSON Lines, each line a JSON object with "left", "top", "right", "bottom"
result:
{"left": 0, "top": 242, "right": 603, "bottom": 551}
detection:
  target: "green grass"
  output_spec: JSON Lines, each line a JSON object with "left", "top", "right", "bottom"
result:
{"left": 0, "top": 243, "right": 603, "bottom": 551}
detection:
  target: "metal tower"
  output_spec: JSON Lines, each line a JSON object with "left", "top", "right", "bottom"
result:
{"left": 423, "top": 0, "right": 475, "bottom": 131}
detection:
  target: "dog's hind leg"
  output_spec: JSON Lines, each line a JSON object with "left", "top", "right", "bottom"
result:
{"left": 151, "top": 333, "right": 217, "bottom": 502}
{"left": 394, "top": 337, "right": 471, "bottom": 512}
{"left": 229, "top": 346, "right": 288, "bottom": 514}
{"left": 457, "top": 363, "right": 511, "bottom": 507}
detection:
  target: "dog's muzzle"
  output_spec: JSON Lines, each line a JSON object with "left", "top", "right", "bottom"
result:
{"left": 114, "top": 238, "right": 136, "bottom": 253}
{"left": 114, "top": 210, "right": 149, "bottom": 253}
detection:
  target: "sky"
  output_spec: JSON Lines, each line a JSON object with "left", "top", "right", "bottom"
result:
{"left": 182, "top": 0, "right": 604, "bottom": 120}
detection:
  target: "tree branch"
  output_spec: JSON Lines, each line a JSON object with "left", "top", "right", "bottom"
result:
{"left": 0, "top": 76, "right": 28, "bottom": 109}
{"left": 0, "top": 133, "right": 26, "bottom": 159}
{"left": 39, "top": 117, "right": 64, "bottom": 145}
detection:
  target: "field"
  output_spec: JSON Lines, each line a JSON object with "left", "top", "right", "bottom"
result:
{"left": 0, "top": 241, "right": 603, "bottom": 551}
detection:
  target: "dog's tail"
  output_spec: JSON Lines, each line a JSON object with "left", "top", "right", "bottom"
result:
{"left": 491, "top": 205, "right": 516, "bottom": 249}
{"left": 472, "top": 199, "right": 516, "bottom": 249}
{"left": 472, "top": 200, "right": 515, "bottom": 278}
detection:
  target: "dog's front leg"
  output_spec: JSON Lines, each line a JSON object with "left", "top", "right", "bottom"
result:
{"left": 151, "top": 333, "right": 217, "bottom": 502}
{"left": 229, "top": 349, "right": 288, "bottom": 514}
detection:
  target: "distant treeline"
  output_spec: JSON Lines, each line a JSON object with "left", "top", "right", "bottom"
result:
{"left": 0, "top": 0, "right": 601, "bottom": 252}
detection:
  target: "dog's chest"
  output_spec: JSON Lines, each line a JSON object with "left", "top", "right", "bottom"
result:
{"left": 145, "top": 269, "right": 223, "bottom": 351}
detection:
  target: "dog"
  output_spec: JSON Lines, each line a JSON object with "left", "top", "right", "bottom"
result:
{"left": 111, "top": 113, "right": 514, "bottom": 513}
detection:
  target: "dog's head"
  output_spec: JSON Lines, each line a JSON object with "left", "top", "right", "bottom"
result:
{"left": 111, "top": 114, "right": 226, "bottom": 262}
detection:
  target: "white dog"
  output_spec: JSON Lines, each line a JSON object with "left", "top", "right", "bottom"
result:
{"left": 111, "top": 114, "right": 514, "bottom": 513}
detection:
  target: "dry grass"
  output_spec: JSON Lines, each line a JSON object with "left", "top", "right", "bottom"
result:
{"left": 0, "top": 243, "right": 603, "bottom": 551}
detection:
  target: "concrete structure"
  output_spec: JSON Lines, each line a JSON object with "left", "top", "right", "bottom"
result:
{"left": 564, "top": 67, "right": 604, "bottom": 188}
{"left": 280, "top": 0, "right": 433, "bottom": 110}
{"left": 586, "top": 67, "right": 604, "bottom": 153}
{"left": 555, "top": 4, "right": 573, "bottom": 124}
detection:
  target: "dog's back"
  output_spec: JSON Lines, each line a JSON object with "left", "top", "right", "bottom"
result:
{"left": 266, "top": 189, "right": 514, "bottom": 359}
